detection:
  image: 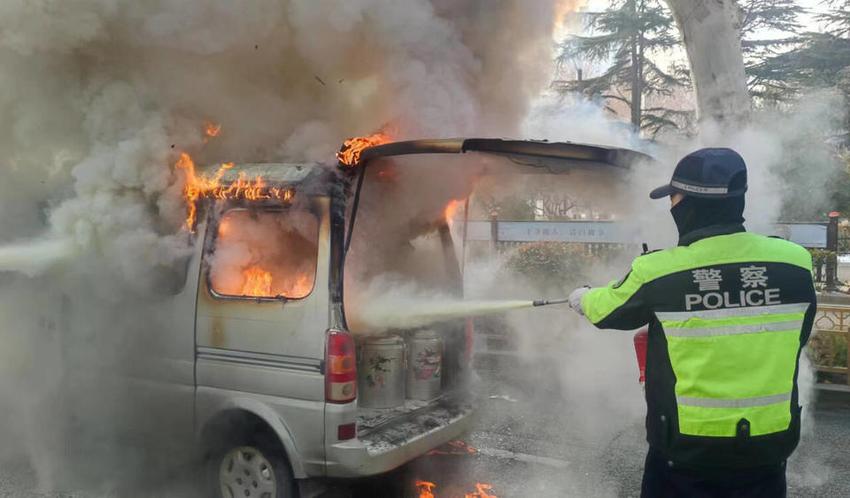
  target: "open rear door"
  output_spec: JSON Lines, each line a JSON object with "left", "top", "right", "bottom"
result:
{"left": 357, "top": 138, "right": 652, "bottom": 172}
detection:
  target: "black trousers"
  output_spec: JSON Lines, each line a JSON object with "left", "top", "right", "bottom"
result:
{"left": 640, "top": 451, "right": 787, "bottom": 498}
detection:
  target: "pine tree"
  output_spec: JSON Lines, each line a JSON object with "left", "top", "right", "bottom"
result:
{"left": 554, "top": 0, "right": 692, "bottom": 138}
{"left": 755, "top": 0, "right": 850, "bottom": 217}
{"left": 758, "top": 1, "right": 850, "bottom": 118}
{"left": 740, "top": 0, "right": 806, "bottom": 104}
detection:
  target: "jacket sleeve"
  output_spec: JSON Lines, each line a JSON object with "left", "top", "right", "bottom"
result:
{"left": 581, "top": 258, "right": 652, "bottom": 330}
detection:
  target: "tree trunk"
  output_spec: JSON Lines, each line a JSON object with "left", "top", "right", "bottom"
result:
{"left": 630, "top": 0, "right": 642, "bottom": 132}
{"left": 666, "top": 0, "right": 751, "bottom": 125}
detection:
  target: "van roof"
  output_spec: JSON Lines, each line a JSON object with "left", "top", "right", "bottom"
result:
{"left": 201, "top": 138, "right": 650, "bottom": 188}
{"left": 200, "top": 162, "right": 328, "bottom": 186}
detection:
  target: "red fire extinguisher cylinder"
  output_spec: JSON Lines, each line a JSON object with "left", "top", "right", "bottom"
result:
{"left": 633, "top": 328, "right": 648, "bottom": 385}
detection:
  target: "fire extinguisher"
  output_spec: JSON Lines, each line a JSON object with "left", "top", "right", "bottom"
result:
{"left": 633, "top": 327, "right": 648, "bottom": 386}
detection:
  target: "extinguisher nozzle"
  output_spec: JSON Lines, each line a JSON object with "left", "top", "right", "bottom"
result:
{"left": 532, "top": 297, "right": 570, "bottom": 307}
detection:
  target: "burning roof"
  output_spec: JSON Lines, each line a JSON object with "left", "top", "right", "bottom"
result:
{"left": 337, "top": 132, "right": 392, "bottom": 168}
{"left": 175, "top": 136, "right": 649, "bottom": 231}
{"left": 175, "top": 153, "right": 322, "bottom": 231}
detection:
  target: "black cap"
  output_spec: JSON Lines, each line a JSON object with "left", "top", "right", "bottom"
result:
{"left": 650, "top": 148, "right": 748, "bottom": 200}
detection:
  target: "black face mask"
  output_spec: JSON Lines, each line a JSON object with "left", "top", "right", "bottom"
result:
{"left": 670, "top": 195, "right": 746, "bottom": 240}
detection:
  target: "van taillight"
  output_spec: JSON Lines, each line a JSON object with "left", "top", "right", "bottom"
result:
{"left": 326, "top": 330, "right": 357, "bottom": 404}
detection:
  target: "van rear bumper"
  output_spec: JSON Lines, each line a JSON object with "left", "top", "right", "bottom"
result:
{"left": 325, "top": 397, "right": 474, "bottom": 478}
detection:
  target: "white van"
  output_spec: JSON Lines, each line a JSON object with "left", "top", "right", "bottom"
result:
{"left": 57, "top": 138, "right": 643, "bottom": 498}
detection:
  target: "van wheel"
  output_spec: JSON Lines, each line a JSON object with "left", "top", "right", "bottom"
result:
{"left": 209, "top": 438, "right": 296, "bottom": 498}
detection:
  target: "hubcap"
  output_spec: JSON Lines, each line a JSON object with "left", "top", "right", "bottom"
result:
{"left": 219, "top": 446, "right": 277, "bottom": 498}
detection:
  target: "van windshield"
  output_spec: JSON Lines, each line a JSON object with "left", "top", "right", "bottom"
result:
{"left": 209, "top": 208, "right": 318, "bottom": 299}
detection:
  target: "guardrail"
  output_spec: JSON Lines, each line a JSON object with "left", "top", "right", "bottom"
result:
{"left": 809, "top": 304, "right": 850, "bottom": 386}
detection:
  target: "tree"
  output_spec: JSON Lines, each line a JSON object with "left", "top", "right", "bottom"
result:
{"left": 751, "top": 1, "right": 850, "bottom": 218}
{"left": 666, "top": 0, "right": 751, "bottom": 125}
{"left": 555, "top": 0, "right": 692, "bottom": 138}
{"left": 755, "top": 1, "right": 850, "bottom": 93}
{"left": 739, "top": 0, "right": 806, "bottom": 104}
{"left": 758, "top": 1, "right": 850, "bottom": 130}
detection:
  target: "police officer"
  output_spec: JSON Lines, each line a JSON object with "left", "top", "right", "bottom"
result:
{"left": 568, "top": 148, "right": 816, "bottom": 498}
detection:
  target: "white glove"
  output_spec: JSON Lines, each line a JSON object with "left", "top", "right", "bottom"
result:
{"left": 568, "top": 286, "right": 591, "bottom": 316}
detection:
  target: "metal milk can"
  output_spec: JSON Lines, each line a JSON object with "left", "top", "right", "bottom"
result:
{"left": 358, "top": 335, "right": 406, "bottom": 409}
{"left": 406, "top": 329, "right": 443, "bottom": 401}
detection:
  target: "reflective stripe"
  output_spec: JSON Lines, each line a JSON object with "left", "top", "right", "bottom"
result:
{"left": 670, "top": 180, "right": 729, "bottom": 195}
{"left": 677, "top": 392, "right": 791, "bottom": 409}
{"left": 664, "top": 319, "right": 803, "bottom": 338}
{"left": 656, "top": 302, "right": 810, "bottom": 322}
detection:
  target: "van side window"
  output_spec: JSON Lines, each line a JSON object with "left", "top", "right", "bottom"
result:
{"left": 208, "top": 208, "right": 318, "bottom": 299}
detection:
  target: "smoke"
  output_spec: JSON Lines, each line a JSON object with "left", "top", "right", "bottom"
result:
{"left": 347, "top": 275, "right": 533, "bottom": 334}
{"left": 0, "top": 0, "right": 565, "bottom": 280}
{"left": 0, "top": 0, "right": 576, "bottom": 494}
{"left": 437, "top": 84, "right": 842, "bottom": 495}
{"left": 0, "top": 0, "right": 837, "bottom": 495}
{"left": 208, "top": 207, "right": 319, "bottom": 298}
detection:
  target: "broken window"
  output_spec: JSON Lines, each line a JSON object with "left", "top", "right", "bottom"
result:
{"left": 208, "top": 208, "right": 318, "bottom": 299}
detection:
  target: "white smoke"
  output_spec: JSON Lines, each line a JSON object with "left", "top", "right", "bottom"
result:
{"left": 0, "top": 0, "right": 565, "bottom": 283}
{"left": 2, "top": 0, "right": 838, "bottom": 494}
{"left": 0, "top": 0, "right": 574, "bottom": 493}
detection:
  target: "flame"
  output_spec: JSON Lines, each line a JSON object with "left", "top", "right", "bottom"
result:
{"left": 204, "top": 121, "right": 222, "bottom": 138}
{"left": 337, "top": 132, "right": 391, "bottom": 167}
{"left": 414, "top": 478, "right": 497, "bottom": 498}
{"left": 289, "top": 273, "right": 314, "bottom": 297}
{"left": 175, "top": 152, "right": 295, "bottom": 230}
{"left": 444, "top": 199, "right": 465, "bottom": 222}
{"left": 465, "top": 483, "right": 497, "bottom": 498}
{"left": 415, "top": 480, "right": 436, "bottom": 498}
{"left": 241, "top": 266, "right": 273, "bottom": 297}
{"left": 236, "top": 266, "right": 313, "bottom": 298}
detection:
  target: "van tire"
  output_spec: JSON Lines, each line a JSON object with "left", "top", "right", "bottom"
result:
{"left": 207, "top": 431, "right": 297, "bottom": 498}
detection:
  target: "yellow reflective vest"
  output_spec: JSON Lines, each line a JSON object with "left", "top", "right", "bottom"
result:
{"left": 582, "top": 225, "right": 816, "bottom": 469}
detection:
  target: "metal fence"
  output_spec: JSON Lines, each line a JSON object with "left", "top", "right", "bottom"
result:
{"left": 809, "top": 304, "right": 850, "bottom": 386}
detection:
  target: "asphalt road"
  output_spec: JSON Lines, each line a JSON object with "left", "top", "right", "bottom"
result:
{"left": 349, "top": 357, "right": 850, "bottom": 498}
{"left": 0, "top": 357, "right": 848, "bottom": 498}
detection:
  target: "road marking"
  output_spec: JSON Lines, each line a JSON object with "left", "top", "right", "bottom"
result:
{"left": 475, "top": 446, "right": 571, "bottom": 469}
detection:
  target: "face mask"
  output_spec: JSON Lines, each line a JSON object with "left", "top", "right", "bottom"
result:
{"left": 670, "top": 197, "right": 696, "bottom": 238}
{"left": 669, "top": 195, "right": 746, "bottom": 240}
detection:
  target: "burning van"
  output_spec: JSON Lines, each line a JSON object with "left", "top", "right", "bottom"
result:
{"left": 60, "top": 138, "right": 643, "bottom": 496}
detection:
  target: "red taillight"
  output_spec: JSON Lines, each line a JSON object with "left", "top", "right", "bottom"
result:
{"left": 326, "top": 330, "right": 357, "bottom": 404}
{"left": 337, "top": 422, "right": 356, "bottom": 441}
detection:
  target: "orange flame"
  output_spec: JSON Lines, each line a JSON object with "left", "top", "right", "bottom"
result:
{"left": 337, "top": 132, "right": 391, "bottom": 167}
{"left": 415, "top": 480, "right": 436, "bottom": 498}
{"left": 235, "top": 266, "right": 313, "bottom": 298}
{"left": 242, "top": 266, "right": 273, "bottom": 297}
{"left": 175, "top": 152, "right": 295, "bottom": 230}
{"left": 444, "top": 199, "right": 465, "bottom": 222}
{"left": 204, "top": 122, "right": 222, "bottom": 138}
{"left": 289, "top": 273, "right": 314, "bottom": 298}
{"left": 465, "top": 483, "right": 497, "bottom": 498}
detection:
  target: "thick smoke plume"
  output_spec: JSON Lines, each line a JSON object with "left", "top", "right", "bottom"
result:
{"left": 0, "top": 0, "right": 574, "bottom": 493}
{"left": 0, "top": 0, "right": 565, "bottom": 283}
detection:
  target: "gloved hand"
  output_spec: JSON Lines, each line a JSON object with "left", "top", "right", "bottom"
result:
{"left": 568, "top": 286, "right": 591, "bottom": 316}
